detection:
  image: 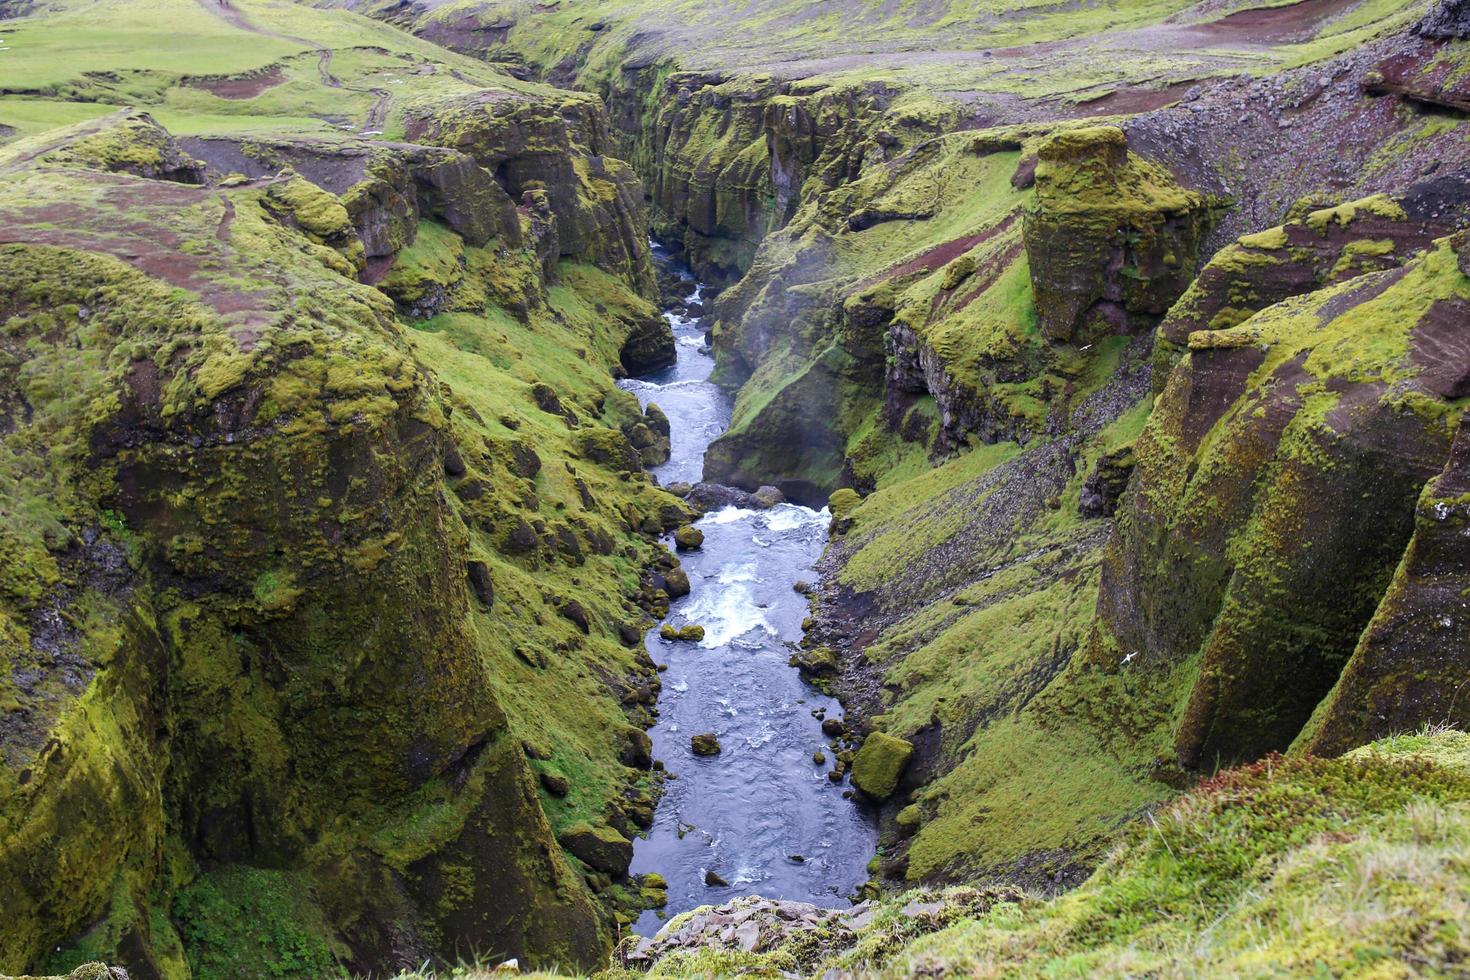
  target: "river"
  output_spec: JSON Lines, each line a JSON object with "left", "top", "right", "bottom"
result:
{"left": 617, "top": 244, "right": 877, "bottom": 936}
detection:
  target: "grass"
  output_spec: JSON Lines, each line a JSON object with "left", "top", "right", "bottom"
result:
{"left": 585, "top": 729, "right": 1470, "bottom": 979}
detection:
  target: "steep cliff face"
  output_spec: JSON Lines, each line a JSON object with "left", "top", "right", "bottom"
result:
{"left": 0, "top": 95, "right": 679, "bottom": 975}
{"left": 1093, "top": 221, "right": 1470, "bottom": 768}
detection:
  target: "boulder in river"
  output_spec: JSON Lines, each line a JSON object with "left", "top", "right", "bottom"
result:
{"left": 690, "top": 733, "right": 722, "bottom": 755}
{"left": 821, "top": 717, "right": 846, "bottom": 737}
{"left": 558, "top": 822, "right": 634, "bottom": 875}
{"left": 850, "top": 731, "right": 914, "bottom": 800}
{"left": 704, "top": 869, "right": 729, "bottom": 887}
{"left": 678, "top": 624, "right": 706, "bottom": 642}
{"left": 674, "top": 524, "right": 705, "bottom": 550}
{"left": 750, "top": 485, "right": 786, "bottom": 509}
{"left": 685, "top": 482, "right": 757, "bottom": 512}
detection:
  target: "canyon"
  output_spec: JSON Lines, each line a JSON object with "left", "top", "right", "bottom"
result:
{"left": 1, "top": 0, "right": 1469, "bottom": 977}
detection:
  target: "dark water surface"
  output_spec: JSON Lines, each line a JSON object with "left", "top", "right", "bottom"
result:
{"left": 617, "top": 246, "right": 876, "bottom": 936}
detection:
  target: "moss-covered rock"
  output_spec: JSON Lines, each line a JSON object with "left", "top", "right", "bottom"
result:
{"left": 557, "top": 823, "right": 634, "bottom": 876}
{"left": 690, "top": 733, "right": 722, "bottom": 756}
{"left": 1024, "top": 126, "right": 1216, "bottom": 344}
{"left": 850, "top": 732, "right": 913, "bottom": 800}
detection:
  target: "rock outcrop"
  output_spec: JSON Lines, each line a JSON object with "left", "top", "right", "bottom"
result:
{"left": 1024, "top": 126, "right": 1217, "bottom": 344}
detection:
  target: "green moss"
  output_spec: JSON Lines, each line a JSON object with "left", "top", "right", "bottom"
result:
{"left": 172, "top": 868, "right": 345, "bottom": 979}
{"left": 850, "top": 731, "right": 913, "bottom": 800}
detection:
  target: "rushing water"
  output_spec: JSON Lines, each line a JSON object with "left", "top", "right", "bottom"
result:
{"left": 617, "top": 245, "right": 876, "bottom": 936}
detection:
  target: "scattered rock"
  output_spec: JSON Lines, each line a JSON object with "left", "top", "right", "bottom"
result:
{"left": 465, "top": 559, "right": 494, "bottom": 607}
{"left": 621, "top": 728, "right": 654, "bottom": 769}
{"left": 750, "top": 485, "right": 785, "bottom": 509}
{"left": 690, "top": 733, "right": 722, "bottom": 755}
{"left": 662, "top": 565, "right": 691, "bottom": 598}
{"left": 557, "top": 598, "right": 591, "bottom": 634}
{"left": 674, "top": 524, "right": 705, "bottom": 550}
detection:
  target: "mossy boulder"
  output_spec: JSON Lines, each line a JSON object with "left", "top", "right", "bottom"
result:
{"left": 674, "top": 525, "right": 705, "bottom": 550}
{"left": 828, "top": 488, "right": 862, "bottom": 518}
{"left": 691, "top": 733, "right": 722, "bottom": 756}
{"left": 850, "top": 732, "right": 914, "bottom": 800}
{"left": 558, "top": 823, "right": 634, "bottom": 875}
{"left": 661, "top": 565, "right": 691, "bottom": 598}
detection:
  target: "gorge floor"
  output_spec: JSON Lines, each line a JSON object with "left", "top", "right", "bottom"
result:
{"left": 619, "top": 246, "right": 877, "bottom": 936}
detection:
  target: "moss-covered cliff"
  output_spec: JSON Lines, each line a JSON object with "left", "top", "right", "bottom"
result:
{"left": 0, "top": 6, "right": 689, "bottom": 973}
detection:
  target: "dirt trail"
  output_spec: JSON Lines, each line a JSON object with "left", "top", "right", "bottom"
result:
{"left": 361, "top": 88, "right": 391, "bottom": 132}
{"left": 194, "top": 0, "right": 340, "bottom": 86}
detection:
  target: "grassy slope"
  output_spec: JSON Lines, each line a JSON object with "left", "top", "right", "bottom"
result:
{"left": 619, "top": 729, "right": 1470, "bottom": 979}
{"left": 375, "top": 0, "right": 1421, "bottom": 101}
{"left": 0, "top": 0, "right": 542, "bottom": 142}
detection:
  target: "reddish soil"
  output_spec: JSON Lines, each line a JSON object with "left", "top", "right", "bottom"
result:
{"left": 184, "top": 67, "right": 287, "bottom": 100}
{"left": 863, "top": 210, "right": 1022, "bottom": 288}
{"left": 1066, "top": 80, "right": 1203, "bottom": 117}
{"left": 0, "top": 176, "right": 275, "bottom": 326}
{"left": 1192, "top": 0, "right": 1365, "bottom": 43}
{"left": 951, "top": 238, "right": 1026, "bottom": 313}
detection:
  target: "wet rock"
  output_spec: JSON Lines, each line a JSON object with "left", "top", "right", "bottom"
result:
{"left": 850, "top": 732, "right": 914, "bottom": 800}
{"left": 690, "top": 733, "right": 722, "bottom": 755}
{"left": 674, "top": 524, "right": 705, "bottom": 550}
{"left": 665, "top": 480, "right": 693, "bottom": 497}
{"left": 794, "top": 645, "right": 838, "bottom": 677}
{"left": 678, "top": 624, "right": 705, "bottom": 642}
{"left": 558, "top": 822, "right": 633, "bottom": 876}
{"left": 812, "top": 751, "right": 827, "bottom": 765}
{"left": 704, "top": 869, "right": 729, "bottom": 887}
{"left": 821, "top": 717, "right": 846, "bottom": 737}
{"left": 750, "top": 485, "right": 785, "bottom": 509}
{"left": 685, "top": 482, "right": 757, "bottom": 512}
